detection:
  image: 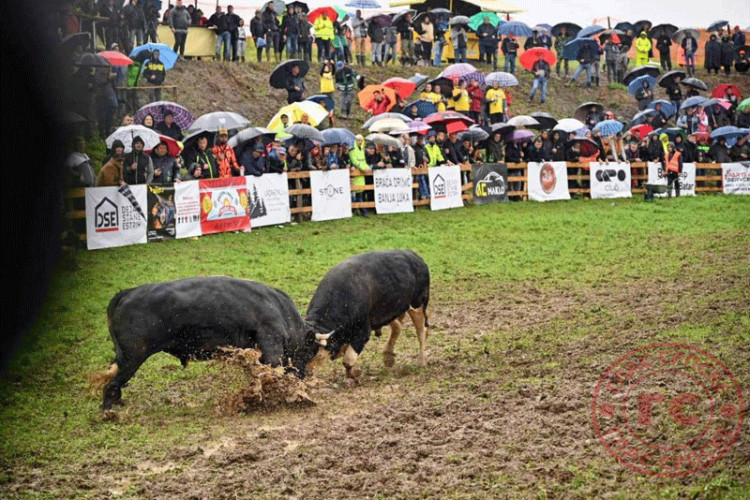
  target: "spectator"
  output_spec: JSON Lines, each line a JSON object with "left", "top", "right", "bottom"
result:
{"left": 314, "top": 10, "right": 334, "bottom": 62}
{"left": 123, "top": 0, "right": 146, "bottom": 50}
{"left": 398, "top": 13, "right": 415, "bottom": 65}
{"left": 365, "top": 89, "right": 391, "bottom": 116}
{"left": 433, "top": 15, "right": 449, "bottom": 67}
{"left": 732, "top": 135, "right": 749, "bottom": 161}
{"left": 184, "top": 134, "right": 220, "bottom": 178}
{"left": 635, "top": 81, "right": 653, "bottom": 111}
{"left": 529, "top": 53, "right": 550, "bottom": 104}
{"left": 281, "top": 6, "right": 299, "bottom": 59}
{"left": 208, "top": 6, "right": 231, "bottom": 62}
{"left": 524, "top": 29, "right": 543, "bottom": 49}
{"left": 501, "top": 35, "right": 519, "bottom": 74}
{"left": 235, "top": 19, "right": 248, "bottom": 62}
{"left": 144, "top": 0, "right": 159, "bottom": 43}
{"left": 468, "top": 78, "right": 484, "bottom": 122}
{"left": 285, "top": 63, "right": 306, "bottom": 104}
{"left": 554, "top": 26, "right": 572, "bottom": 77}
{"left": 720, "top": 35, "right": 734, "bottom": 75}
{"left": 603, "top": 37, "right": 621, "bottom": 83}
{"left": 477, "top": 16, "right": 498, "bottom": 69}
{"left": 651, "top": 103, "right": 667, "bottom": 129}
{"left": 708, "top": 137, "right": 731, "bottom": 162}
{"left": 425, "top": 131, "right": 446, "bottom": 167}
{"left": 655, "top": 28, "right": 672, "bottom": 70}
{"left": 187, "top": 4, "right": 196, "bottom": 25}
{"left": 250, "top": 10, "right": 267, "bottom": 62}
{"left": 451, "top": 22, "right": 468, "bottom": 64}
{"left": 97, "top": 139, "right": 126, "bottom": 186}
{"left": 705, "top": 34, "right": 721, "bottom": 74}
{"left": 351, "top": 10, "right": 368, "bottom": 66}
{"left": 169, "top": 0, "right": 191, "bottom": 60}
{"left": 240, "top": 143, "right": 266, "bottom": 176}
{"left": 486, "top": 132, "right": 504, "bottom": 162}
{"left": 262, "top": 2, "right": 282, "bottom": 62}
{"left": 550, "top": 131, "right": 566, "bottom": 161}
{"left": 225, "top": 5, "right": 241, "bottom": 61}
{"left": 383, "top": 24, "right": 398, "bottom": 65}
{"left": 335, "top": 60, "right": 360, "bottom": 118}
{"left": 320, "top": 62, "right": 334, "bottom": 96}
{"left": 213, "top": 128, "right": 240, "bottom": 177}
{"left": 432, "top": 84, "right": 447, "bottom": 112}
{"left": 736, "top": 47, "right": 749, "bottom": 74}
{"left": 151, "top": 141, "right": 180, "bottom": 184}
{"left": 567, "top": 40, "right": 594, "bottom": 87}
{"left": 419, "top": 16, "right": 434, "bottom": 66}
{"left": 451, "top": 79, "right": 470, "bottom": 114}
{"left": 123, "top": 136, "right": 154, "bottom": 184}
{"left": 634, "top": 31, "right": 651, "bottom": 66}
{"left": 142, "top": 114, "right": 155, "bottom": 129}
{"left": 732, "top": 25, "right": 746, "bottom": 47}
{"left": 401, "top": 134, "right": 415, "bottom": 167}
{"left": 269, "top": 147, "right": 288, "bottom": 172}
{"left": 665, "top": 77, "right": 683, "bottom": 111}
{"left": 367, "top": 17, "right": 384, "bottom": 66}
{"left": 347, "top": 135, "right": 370, "bottom": 216}
{"left": 681, "top": 31, "right": 698, "bottom": 76}
{"left": 527, "top": 137, "right": 546, "bottom": 161}
{"left": 662, "top": 142, "right": 682, "bottom": 197}
{"left": 298, "top": 14, "right": 313, "bottom": 62}
{"left": 142, "top": 49, "right": 166, "bottom": 102}
{"left": 94, "top": 65, "right": 118, "bottom": 137}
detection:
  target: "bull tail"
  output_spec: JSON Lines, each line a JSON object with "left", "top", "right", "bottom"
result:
{"left": 421, "top": 291, "right": 430, "bottom": 329}
{"left": 87, "top": 363, "right": 119, "bottom": 394}
{"left": 106, "top": 289, "right": 130, "bottom": 362}
{"left": 89, "top": 289, "right": 131, "bottom": 394}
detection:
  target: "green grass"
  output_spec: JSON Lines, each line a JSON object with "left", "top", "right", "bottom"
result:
{"left": 1, "top": 195, "right": 749, "bottom": 496}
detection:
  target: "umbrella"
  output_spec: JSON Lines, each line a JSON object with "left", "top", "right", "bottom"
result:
{"left": 711, "top": 84, "right": 741, "bottom": 99}
{"left": 148, "top": 135, "right": 182, "bottom": 157}
{"left": 307, "top": 94, "right": 335, "bottom": 112}
{"left": 510, "top": 130, "right": 535, "bottom": 143}
{"left": 389, "top": 120, "right": 432, "bottom": 135}
{"left": 519, "top": 48, "right": 556, "bottom": 70}
{"left": 130, "top": 43, "right": 178, "bottom": 70}
{"left": 648, "top": 100, "right": 677, "bottom": 118}
{"left": 97, "top": 50, "right": 133, "bottom": 66}
{"left": 710, "top": 126, "right": 750, "bottom": 140}
{"left": 461, "top": 71, "right": 486, "bottom": 87}
{"left": 702, "top": 98, "right": 732, "bottom": 110}
{"left": 74, "top": 52, "right": 110, "bottom": 67}
{"left": 188, "top": 111, "right": 249, "bottom": 134}
{"left": 286, "top": 124, "right": 325, "bottom": 142}
{"left": 627, "top": 75, "right": 657, "bottom": 95}
{"left": 680, "top": 77, "right": 708, "bottom": 91}
{"left": 551, "top": 22, "right": 581, "bottom": 37}
{"left": 562, "top": 38, "right": 599, "bottom": 61}
{"left": 598, "top": 28, "right": 625, "bottom": 41}
{"left": 507, "top": 115, "right": 539, "bottom": 128}
{"left": 182, "top": 129, "right": 217, "bottom": 151}
{"left": 592, "top": 120, "right": 623, "bottom": 137}
{"left": 671, "top": 28, "right": 700, "bottom": 44}
{"left": 633, "top": 20, "right": 652, "bottom": 34}
{"left": 679, "top": 96, "right": 708, "bottom": 110}
{"left": 658, "top": 70, "right": 687, "bottom": 88}
{"left": 440, "top": 63, "right": 478, "bottom": 79}
{"left": 554, "top": 118, "right": 586, "bottom": 133}
{"left": 707, "top": 20, "right": 728, "bottom": 33}
{"left": 367, "top": 14, "right": 392, "bottom": 28}
{"left": 106, "top": 125, "right": 161, "bottom": 152}
{"left": 497, "top": 21, "right": 533, "bottom": 37}
{"left": 577, "top": 25, "right": 606, "bottom": 38}
{"left": 622, "top": 65, "right": 661, "bottom": 85}
{"left": 333, "top": 6, "right": 349, "bottom": 22}
{"left": 408, "top": 73, "right": 429, "bottom": 90}
{"left": 308, "top": 6, "right": 338, "bottom": 23}
{"left": 287, "top": 1, "right": 309, "bottom": 13}
{"left": 228, "top": 127, "right": 276, "bottom": 156}
{"left": 529, "top": 112, "right": 557, "bottom": 130}
{"left": 423, "top": 111, "right": 473, "bottom": 126}
{"left": 649, "top": 24, "right": 678, "bottom": 38}
{"left": 60, "top": 32, "right": 91, "bottom": 51}
{"left": 383, "top": 77, "right": 417, "bottom": 99}
{"left": 345, "top": 0, "right": 379, "bottom": 8}
{"left": 269, "top": 59, "right": 309, "bottom": 89}
{"left": 362, "top": 112, "right": 411, "bottom": 129}
{"left": 368, "top": 118, "right": 411, "bottom": 133}
{"left": 358, "top": 85, "right": 397, "bottom": 111}
{"left": 614, "top": 22, "right": 635, "bottom": 32}
{"left": 650, "top": 128, "right": 687, "bottom": 142}
{"left": 402, "top": 100, "right": 437, "bottom": 119}
{"left": 468, "top": 12, "right": 500, "bottom": 31}
{"left": 366, "top": 133, "right": 402, "bottom": 149}
{"left": 268, "top": 101, "right": 329, "bottom": 129}
{"left": 629, "top": 124, "right": 654, "bottom": 137}
{"left": 262, "top": 0, "right": 286, "bottom": 16}
{"left": 485, "top": 72, "right": 518, "bottom": 86}
{"left": 392, "top": 10, "right": 417, "bottom": 25}
{"left": 574, "top": 102, "right": 604, "bottom": 122}
{"left": 450, "top": 15, "right": 472, "bottom": 27}
{"left": 428, "top": 77, "right": 455, "bottom": 95}
{"left": 535, "top": 24, "right": 552, "bottom": 34}
{"left": 738, "top": 98, "right": 750, "bottom": 113}
{"left": 135, "top": 101, "right": 194, "bottom": 129}
{"left": 491, "top": 122, "right": 515, "bottom": 135}
{"left": 459, "top": 126, "right": 489, "bottom": 143}
{"left": 630, "top": 109, "right": 657, "bottom": 126}
{"left": 570, "top": 138, "right": 600, "bottom": 156}
{"left": 322, "top": 128, "right": 357, "bottom": 146}
{"left": 428, "top": 8, "right": 453, "bottom": 17}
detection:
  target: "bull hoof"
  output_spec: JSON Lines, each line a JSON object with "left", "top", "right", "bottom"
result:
{"left": 345, "top": 365, "right": 362, "bottom": 379}
{"left": 102, "top": 409, "right": 119, "bottom": 422}
{"left": 383, "top": 351, "right": 396, "bottom": 368}
{"left": 417, "top": 355, "right": 427, "bottom": 367}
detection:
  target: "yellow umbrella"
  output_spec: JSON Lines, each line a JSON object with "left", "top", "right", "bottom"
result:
{"left": 267, "top": 101, "right": 329, "bottom": 130}
{"left": 368, "top": 118, "right": 411, "bottom": 133}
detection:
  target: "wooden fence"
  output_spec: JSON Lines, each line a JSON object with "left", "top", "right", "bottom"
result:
{"left": 64, "top": 163, "right": 726, "bottom": 242}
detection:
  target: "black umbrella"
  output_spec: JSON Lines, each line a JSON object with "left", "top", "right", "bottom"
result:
{"left": 429, "top": 8, "right": 453, "bottom": 18}
{"left": 459, "top": 126, "right": 489, "bottom": 143}
{"left": 428, "top": 77, "right": 454, "bottom": 96}
{"left": 551, "top": 22, "right": 581, "bottom": 37}
{"left": 490, "top": 122, "right": 515, "bottom": 137}
{"left": 392, "top": 9, "right": 416, "bottom": 25}
{"left": 529, "top": 112, "right": 557, "bottom": 130}
{"left": 707, "top": 20, "right": 729, "bottom": 33}
{"left": 367, "top": 14, "right": 392, "bottom": 28}
{"left": 228, "top": 127, "right": 276, "bottom": 157}
{"left": 60, "top": 32, "right": 91, "bottom": 50}
{"left": 574, "top": 102, "right": 604, "bottom": 121}
{"left": 649, "top": 24, "right": 678, "bottom": 38}
{"left": 287, "top": 1, "right": 309, "bottom": 13}
{"left": 269, "top": 59, "right": 309, "bottom": 89}
{"left": 614, "top": 22, "right": 635, "bottom": 33}
{"left": 680, "top": 77, "right": 708, "bottom": 91}
{"left": 622, "top": 65, "right": 660, "bottom": 85}
{"left": 598, "top": 29, "right": 625, "bottom": 42}
{"left": 633, "top": 20, "right": 652, "bottom": 34}
{"left": 74, "top": 52, "right": 111, "bottom": 67}
{"left": 658, "top": 70, "right": 687, "bottom": 88}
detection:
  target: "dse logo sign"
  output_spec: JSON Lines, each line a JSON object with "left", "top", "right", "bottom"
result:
{"left": 95, "top": 197, "right": 118, "bottom": 232}
{"left": 433, "top": 174, "right": 446, "bottom": 198}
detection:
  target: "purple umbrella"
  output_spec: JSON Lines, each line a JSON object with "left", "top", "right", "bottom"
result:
{"left": 389, "top": 120, "right": 432, "bottom": 135}
{"left": 135, "top": 101, "right": 195, "bottom": 129}
{"left": 367, "top": 14, "right": 392, "bottom": 28}
{"left": 440, "top": 63, "right": 478, "bottom": 79}
{"left": 510, "top": 129, "right": 535, "bottom": 143}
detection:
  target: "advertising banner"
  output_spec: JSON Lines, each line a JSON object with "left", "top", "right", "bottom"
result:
{"left": 721, "top": 162, "right": 750, "bottom": 195}
{"left": 472, "top": 163, "right": 509, "bottom": 204}
{"left": 590, "top": 162, "right": 632, "bottom": 199}
{"left": 310, "top": 169, "right": 352, "bottom": 221}
{"left": 199, "top": 177, "right": 251, "bottom": 235}
{"left": 85, "top": 185, "right": 148, "bottom": 250}
{"left": 374, "top": 168, "right": 414, "bottom": 214}
{"left": 527, "top": 162, "right": 570, "bottom": 202}
{"left": 246, "top": 173, "right": 291, "bottom": 227}
{"left": 147, "top": 184, "right": 176, "bottom": 241}
{"left": 174, "top": 180, "right": 202, "bottom": 239}
{"left": 647, "top": 162, "right": 696, "bottom": 197}
{"left": 429, "top": 165, "right": 463, "bottom": 210}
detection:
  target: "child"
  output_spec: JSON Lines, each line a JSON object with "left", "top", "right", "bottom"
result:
{"left": 237, "top": 19, "right": 248, "bottom": 62}
{"left": 320, "top": 62, "right": 334, "bottom": 96}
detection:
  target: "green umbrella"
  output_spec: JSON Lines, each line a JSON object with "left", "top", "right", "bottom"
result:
{"left": 468, "top": 12, "right": 500, "bottom": 31}
{"left": 333, "top": 6, "right": 349, "bottom": 22}
{"left": 738, "top": 98, "right": 750, "bottom": 113}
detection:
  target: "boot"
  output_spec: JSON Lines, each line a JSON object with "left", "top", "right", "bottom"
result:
{"left": 595, "top": 76, "right": 599, "bottom": 87}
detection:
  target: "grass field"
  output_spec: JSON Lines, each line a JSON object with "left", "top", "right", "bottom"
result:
{"left": 1, "top": 195, "right": 749, "bottom": 498}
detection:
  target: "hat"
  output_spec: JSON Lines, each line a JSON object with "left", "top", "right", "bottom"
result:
{"left": 254, "top": 143, "right": 265, "bottom": 152}
{"left": 132, "top": 135, "right": 144, "bottom": 146}
{"left": 336, "top": 60, "right": 344, "bottom": 71}
{"left": 218, "top": 128, "right": 228, "bottom": 135}
{"left": 668, "top": 141, "right": 675, "bottom": 148}
{"left": 365, "top": 141, "right": 376, "bottom": 149}
{"left": 110, "top": 42, "right": 120, "bottom": 50}
{"left": 111, "top": 139, "right": 124, "bottom": 150}
{"left": 427, "top": 130, "right": 436, "bottom": 137}
{"left": 277, "top": 147, "right": 287, "bottom": 155}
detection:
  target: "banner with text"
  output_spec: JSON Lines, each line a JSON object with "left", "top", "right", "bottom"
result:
{"left": 429, "top": 165, "right": 463, "bottom": 210}
{"left": 472, "top": 163, "right": 509, "bottom": 204}
{"left": 374, "top": 168, "right": 414, "bottom": 214}
{"left": 147, "top": 184, "right": 176, "bottom": 242}
{"left": 174, "top": 181, "right": 202, "bottom": 239}
{"left": 721, "top": 162, "right": 750, "bottom": 195}
{"left": 590, "top": 162, "right": 632, "bottom": 199}
{"left": 310, "top": 169, "right": 352, "bottom": 221}
{"left": 85, "top": 185, "right": 148, "bottom": 250}
{"left": 246, "top": 173, "right": 291, "bottom": 227}
{"left": 647, "top": 162, "right": 696, "bottom": 196}
{"left": 199, "top": 177, "right": 251, "bottom": 234}
{"left": 527, "top": 162, "right": 570, "bottom": 202}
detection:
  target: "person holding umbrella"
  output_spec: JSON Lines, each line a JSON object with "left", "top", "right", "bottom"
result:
{"left": 554, "top": 26, "right": 572, "bottom": 78}
{"left": 567, "top": 41, "right": 595, "bottom": 88}
{"left": 365, "top": 89, "right": 392, "bottom": 116}
{"left": 151, "top": 140, "right": 181, "bottom": 184}
{"left": 286, "top": 63, "right": 306, "bottom": 103}
{"left": 184, "top": 133, "right": 220, "bottom": 179}
{"left": 123, "top": 136, "right": 154, "bottom": 184}
{"left": 451, "top": 20, "right": 469, "bottom": 64}
{"left": 477, "top": 16, "right": 498, "bottom": 70}
{"left": 635, "top": 81, "right": 653, "bottom": 110}
{"left": 662, "top": 141, "right": 682, "bottom": 197}
{"left": 485, "top": 80, "right": 506, "bottom": 124}
{"left": 635, "top": 31, "right": 651, "bottom": 66}
{"left": 529, "top": 52, "right": 551, "bottom": 104}
{"left": 314, "top": 10, "right": 335, "bottom": 62}
{"left": 656, "top": 28, "right": 673, "bottom": 71}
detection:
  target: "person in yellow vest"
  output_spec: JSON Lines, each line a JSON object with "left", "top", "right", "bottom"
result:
{"left": 485, "top": 80, "right": 506, "bottom": 124}
{"left": 634, "top": 31, "right": 652, "bottom": 66}
{"left": 348, "top": 134, "right": 370, "bottom": 216}
{"left": 314, "top": 11, "right": 334, "bottom": 61}
{"left": 433, "top": 84, "right": 447, "bottom": 112}
{"left": 662, "top": 141, "right": 682, "bottom": 197}
{"left": 419, "top": 83, "right": 440, "bottom": 104}
{"left": 451, "top": 79, "right": 471, "bottom": 114}
{"left": 319, "top": 62, "right": 334, "bottom": 95}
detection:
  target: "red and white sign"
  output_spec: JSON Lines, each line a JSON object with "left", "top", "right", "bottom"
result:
{"left": 199, "top": 177, "right": 251, "bottom": 234}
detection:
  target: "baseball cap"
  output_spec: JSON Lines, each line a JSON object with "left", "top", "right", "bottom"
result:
{"left": 218, "top": 128, "right": 229, "bottom": 135}
{"left": 277, "top": 147, "right": 287, "bottom": 155}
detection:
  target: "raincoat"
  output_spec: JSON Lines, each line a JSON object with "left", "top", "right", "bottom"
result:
{"left": 634, "top": 34, "right": 651, "bottom": 65}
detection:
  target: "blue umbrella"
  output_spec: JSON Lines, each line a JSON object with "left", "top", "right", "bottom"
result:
{"left": 485, "top": 72, "right": 519, "bottom": 87}
{"left": 679, "top": 95, "right": 707, "bottom": 110}
{"left": 627, "top": 75, "right": 657, "bottom": 96}
{"left": 562, "top": 38, "right": 599, "bottom": 61}
{"left": 648, "top": 100, "right": 676, "bottom": 118}
{"left": 497, "top": 21, "right": 533, "bottom": 37}
{"left": 536, "top": 23, "right": 553, "bottom": 33}
{"left": 306, "top": 94, "right": 335, "bottom": 112}
{"left": 710, "top": 126, "right": 750, "bottom": 140}
{"left": 593, "top": 120, "right": 624, "bottom": 137}
{"left": 345, "top": 0, "right": 380, "bottom": 8}
{"left": 630, "top": 109, "right": 657, "bottom": 126}
{"left": 649, "top": 127, "right": 687, "bottom": 142}
{"left": 322, "top": 127, "right": 357, "bottom": 146}
{"left": 707, "top": 20, "right": 729, "bottom": 33}
{"left": 577, "top": 25, "right": 606, "bottom": 38}
{"left": 404, "top": 100, "right": 437, "bottom": 119}
{"left": 614, "top": 22, "right": 635, "bottom": 32}
{"left": 130, "top": 43, "right": 178, "bottom": 70}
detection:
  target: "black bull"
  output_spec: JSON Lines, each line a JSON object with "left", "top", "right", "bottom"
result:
{"left": 306, "top": 250, "right": 431, "bottom": 377}
{"left": 92, "top": 277, "right": 329, "bottom": 409}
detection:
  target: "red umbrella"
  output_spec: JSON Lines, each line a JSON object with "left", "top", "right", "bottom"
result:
{"left": 423, "top": 111, "right": 474, "bottom": 126}
{"left": 383, "top": 77, "right": 417, "bottom": 100}
{"left": 711, "top": 84, "right": 742, "bottom": 99}
{"left": 629, "top": 124, "right": 653, "bottom": 137}
{"left": 445, "top": 121, "right": 469, "bottom": 134}
{"left": 519, "top": 48, "right": 557, "bottom": 71}
{"left": 97, "top": 50, "right": 133, "bottom": 66}
{"left": 308, "top": 6, "right": 337, "bottom": 24}
{"left": 146, "top": 135, "right": 183, "bottom": 157}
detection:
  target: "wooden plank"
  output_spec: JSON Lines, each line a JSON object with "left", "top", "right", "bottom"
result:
{"left": 290, "top": 206, "right": 313, "bottom": 214}
{"left": 66, "top": 188, "right": 85, "bottom": 199}
{"left": 351, "top": 202, "right": 376, "bottom": 209}
{"left": 68, "top": 210, "right": 86, "bottom": 219}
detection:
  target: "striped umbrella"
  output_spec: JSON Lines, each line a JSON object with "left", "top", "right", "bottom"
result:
{"left": 627, "top": 75, "right": 657, "bottom": 96}
{"left": 440, "top": 63, "right": 479, "bottom": 80}
{"left": 592, "top": 120, "right": 623, "bottom": 137}
{"left": 135, "top": 101, "right": 194, "bottom": 129}
{"left": 485, "top": 72, "right": 519, "bottom": 87}
{"left": 497, "top": 21, "right": 533, "bottom": 37}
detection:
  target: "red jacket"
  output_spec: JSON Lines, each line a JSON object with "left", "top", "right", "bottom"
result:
{"left": 468, "top": 86, "right": 483, "bottom": 113}
{"left": 366, "top": 96, "right": 392, "bottom": 116}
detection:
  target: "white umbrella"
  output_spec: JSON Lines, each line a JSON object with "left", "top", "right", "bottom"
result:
{"left": 366, "top": 133, "right": 402, "bottom": 149}
{"left": 507, "top": 115, "right": 540, "bottom": 128}
{"left": 362, "top": 112, "right": 412, "bottom": 130}
{"left": 105, "top": 125, "right": 161, "bottom": 152}
{"left": 187, "top": 111, "right": 250, "bottom": 134}
{"left": 554, "top": 118, "right": 586, "bottom": 133}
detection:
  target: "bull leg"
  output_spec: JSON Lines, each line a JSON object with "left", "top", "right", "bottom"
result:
{"left": 342, "top": 344, "right": 361, "bottom": 379}
{"left": 383, "top": 312, "right": 407, "bottom": 368}
{"left": 102, "top": 356, "right": 147, "bottom": 410}
{"left": 407, "top": 308, "right": 428, "bottom": 367}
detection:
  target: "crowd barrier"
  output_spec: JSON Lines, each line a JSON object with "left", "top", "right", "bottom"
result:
{"left": 65, "top": 162, "right": 746, "bottom": 250}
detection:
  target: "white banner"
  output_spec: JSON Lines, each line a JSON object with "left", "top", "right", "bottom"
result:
{"left": 310, "top": 169, "right": 352, "bottom": 221}
{"left": 647, "top": 162, "right": 696, "bottom": 197}
{"left": 527, "top": 162, "right": 570, "bottom": 202}
{"left": 429, "top": 165, "right": 463, "bottom": 210}
{"left": 246, "top": 173, "right": 291, "bottom": 227}
{"left": 590, "top": 162, "right": 632, "bottom": 199}
{"left": 174, "top": 181, "right": 202, "bottom": 238}
{"left": 722, "top": 162, "right": 750, "bottom": 195}
{"left": 85, "top": 185, "right": 148, "bottom": 250}
{"left": 374, "top": 168, "right": 414, "bottom": 214}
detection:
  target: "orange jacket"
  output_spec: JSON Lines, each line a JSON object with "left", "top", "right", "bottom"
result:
{"left": 665, "top": 151, "right": 681, "bottom": 173}
{"left": 212, "top": 143, "right": 240, "bottom": 177}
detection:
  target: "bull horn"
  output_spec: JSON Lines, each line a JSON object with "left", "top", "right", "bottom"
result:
{"left": 315, "top": 331, "right": 334, "bottom": 346}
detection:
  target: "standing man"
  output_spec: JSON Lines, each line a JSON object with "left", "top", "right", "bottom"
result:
{"left": 250, "top": 9, "right": 266, "bottom": 62}
{"left": 213, "top": 128, "right": 241, "bottom": 177}
{"left": 123, "top": 136, "right": 154, "bottom": 185}
{"left": 169, "top": 0, "right": 191, "bottom": 60}
{"left": 142, "top": 49, "right": 166, "bottom": 101}
{"left": 501, "top": 35, "right": 519, "bottom": 73}
{"left": 477, "top": 17, "right": 497, "bottom": 69}
{"left": 397, "top": 12, "right": 415, "bottom": 65}
{"left": 554, "top": 26, "right": 571, "bottom": 77}
{"left": 732, "top": 25, "right": 746, "bottom": 47}
{"left": 433, "top": 15, "right": 448, "bottom": 67}
{"left": 351, "top": 10, "right": 368, "bottom": 66}
{"left": 567, "top": 41, "right": 594, "bottom": 88}
{"left": 281, "top": 6, "right": 299, "bottom": 59}
{"left": 655, "top": 28, "right": 672, "bottom": 71}
{"left": 226, "top": 5, "right": 241, "bottom": 62}
{"left": 681, "top": 31, "right": 698, "bottom": 77}
{"left": 485, "top": 80, "right": 506, "bottom": 124}
{"left": 144, "top": 0, "right": 160, "bottom": 43}
{"left": 603, "top": 37, "right": 620, "bottom": 83}
{"left": 123, "top": 0, "right": 146, "bottom": 50}
{"left": 262, "top": 2, "right": 281, "bottom": 62}
{"left": 335, "top": 60, "right": 360, "bottom": 118}
{"left": 635, "top": 31, "right": 651, "bottom": 66}
{"left": 155, "top": 111, "right": 182, "bottom": 140}
{"left": 313, "top": 10, "right": 334, "bottom": 62}
{"left": 368, "top": 17, "right": 384, "bottom": 66}
{"left": 529, "top": 53, "right": 550, "bottom": 104}
{"left": 208, "top": 6, "right": 231, "bottom": 62}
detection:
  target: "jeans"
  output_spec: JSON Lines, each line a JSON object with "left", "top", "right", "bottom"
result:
{"left": 286, "top": 34, "right": 299, "bottom": 57}
{"left": 385, "top": 43, "right": 397, "bottom": 62}
{"left": 130, "top": 28, "right": 144, "bottom": 48}
{"left": 606, "top": 59, "right": 618, "bottom": 82}
{"left": 216, "top": 31, "right": 231, "bottom": 60}
{"left": 503, "top": 53, "right": 516, "bottom": 73}
{"left": 173, "top": 30, "right": 187, "bottom": 57}
{"left": 454, "top": 45, "right": 466, "bottom": 63}
{"left": 685, "top": 51, "right": 695, "bottom": 74}
{"left": 433, "top": 40, "right": 444, "bottom": 66}
{"left": 371, "top": 41, "right": 383, "bottom": 63}
{"left": 529, "top": 77, "right": 547, "bottom": 102}
{"left": 418, "top": 174, "right": 430, "bottom": 198}
{"left": 352, "top": 191, "right": 369, "bottom": 215}
{"left": 570, "top": 62, "right": 591, "bottom": 84}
